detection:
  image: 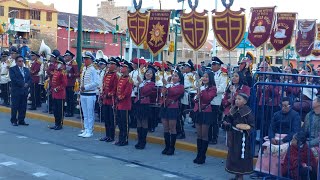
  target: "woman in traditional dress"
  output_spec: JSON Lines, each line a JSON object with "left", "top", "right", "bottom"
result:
{"left": 192, "top": 71, "right": 217, "bottom": 164}
{"left": 223, "top": 93, "right": 255, "bottom": 180}
{"left": 134, "top": 66, "right": 156, "bottom": 149}
{"left": 159, "top": 70, "right": 184, "bottom": 155}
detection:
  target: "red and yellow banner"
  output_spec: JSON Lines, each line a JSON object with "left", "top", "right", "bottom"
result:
{"left": 127, "top": 11, "right": 149, "bottom": 46}
{"left": 146, "top": 10, "right": 171, "bottom": 56}
{"left": 312, "top": 24, "right": 320, "bottom": 56}
{"left": 270, "top": 13, "right": 296, "bottom": 52}
{"left": 248, "top": 7, "right": 276, "bottom": 48}
{"left": 296, "top": 19, "right": 316, "bottom": 57}
{"left": 180, "top": 10, "right": 209, "bottom": 51}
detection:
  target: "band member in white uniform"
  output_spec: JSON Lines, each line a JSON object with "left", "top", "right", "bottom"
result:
{"left": 209, "top": 57, "right": 228, "bottom": 144}
{"left": 78, "top": 51, "right": 99, "bottom": 138}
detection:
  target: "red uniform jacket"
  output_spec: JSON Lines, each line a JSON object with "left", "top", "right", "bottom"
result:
{"left": 30, "top": 60, "right": 41, "bottom": 83}
{"left": 116, "top": 76, "right": 133, "bottom": 110}
{"left": 134, "top": 81, "right": 156, "bottom": 104}
{"left": 47, "top": 62, "right": 56, "bottom": 86}
{"left": 163, "top": 84, "right": 184, "bottom": 108}
{"left": 102, "top": 71, "right": 118, "bottom": 105}
{"left": 66, "top": 60, "right": 80, "bottom": 87}
{"left": 222, "top": 85, "right": 250, "bottom": 115}
{"left": 51, "top": 70, "right": 67, "bottom": 99}
{"left": 194, "top": 86, "right": 217, "bottom": 112}
{"left": 258, "top": 80, "right": 280, "bottom": 106}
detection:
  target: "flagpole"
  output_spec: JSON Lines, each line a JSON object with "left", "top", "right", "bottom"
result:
{"left": 67, "top": 15, "right": 71, "bottom": 50}
{"left": 128, "top": 0, "right": 134, "bottom": 61}
{"left": 212, "top": 0, "right": 218, "bottom": 57}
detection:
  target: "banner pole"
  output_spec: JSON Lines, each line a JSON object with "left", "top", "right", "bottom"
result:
{"left": 282, "top": 49, "right": 285, "bottom": 68}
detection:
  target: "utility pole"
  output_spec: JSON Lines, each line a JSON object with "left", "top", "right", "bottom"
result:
{"left": 76, "top": 0, "right": 83, "bottom": 70}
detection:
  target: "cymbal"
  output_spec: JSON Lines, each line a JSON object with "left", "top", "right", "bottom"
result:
{"left": 236, "top": 123, "right": 251, "bottom": 130}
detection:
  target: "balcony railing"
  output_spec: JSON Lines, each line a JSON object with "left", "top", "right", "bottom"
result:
{"left": 72, "top": 39, "right": 105, "bottom": 49}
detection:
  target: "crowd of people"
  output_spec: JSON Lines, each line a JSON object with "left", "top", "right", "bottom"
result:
{"left": 2, "top": 44, "right": 320, "bottom": 180}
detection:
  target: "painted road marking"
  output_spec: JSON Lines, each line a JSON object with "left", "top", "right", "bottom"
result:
{"left": 16, "top": 136, "right": 27, "bottom": 139}
{"left": 162, "top": 174, "right": 178, "bottom": 178}
{"left": 0, "top": 161, "right": 16, "bottom": 166}
{"left": 0, "top": 131, "right": 6, "bottom": 134}
{"left": 32, "top": 172, "right": 48, "bottom": 177}
{"left": 39, "top": 142, "right": 50, "bottom": 145}
{"left": 125, "top": 164, "right": 140, "bottom": 168}
{"left": 63, "top": 148, "right": 77, "bottom": 152}
{"left": 93, "top": 155, "right": 106, "bottom": 159}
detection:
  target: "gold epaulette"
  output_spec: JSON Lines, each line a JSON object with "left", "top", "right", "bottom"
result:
{"left": 36, "top": 60, "right": 41, "bottom": 64}
{"left": 72, "top": 60, "right": 77, "bottom": 66}
{"left": 116, "top": 72, "right": 122, "bottom": 78}
{"left": 188, "top": 75, "right": 195, "bottom": 83}
{"left": 166, "top": 71, "right": 171, "bottom": 76}
{"left": 156, "top": 75, "right": 160, "bottom": 82}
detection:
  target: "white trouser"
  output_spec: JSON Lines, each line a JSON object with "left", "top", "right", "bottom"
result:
{"left": 80, "top": 95, "right": 96, "bottom": 134}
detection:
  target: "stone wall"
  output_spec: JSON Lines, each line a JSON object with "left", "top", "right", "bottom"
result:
{"left": 98, "top": 0, "right": 128, "bottom": 31}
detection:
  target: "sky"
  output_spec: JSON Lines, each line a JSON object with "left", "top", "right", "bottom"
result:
{"left": 30, "top": 0, "right": 320, "bottom": 20}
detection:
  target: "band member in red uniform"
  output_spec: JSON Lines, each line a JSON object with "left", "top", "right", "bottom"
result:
{"left": 49, "top": 56, "right": 67, "bottom": 130}
{"left": 99, "top": 58, "right": 120, "bottom": 142}
{"left": 134, "top": 65, "right": 156, "bottom": 149}
{"left": 115, "top": 60, "right": 133, "bottom": 146}
{"left": 29, "top": 51, "right": 42, "bottom": 110}
{"left": 46, "top": 49, "right": 60, "bottom": 114}
{"left": 159, "top": 70, "right": 184, "bottom": 155}
{"left": 64, "top": 50, "right": 79, "bottom": 117}
{"left": 193, "top": 71, "right": 217, "bottom": 164}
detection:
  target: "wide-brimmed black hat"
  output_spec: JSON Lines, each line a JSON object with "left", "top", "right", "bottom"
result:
{"left": 147, "top": 64, "right": 157, "bottom": 73}
{"left": 98, "top": 58, "right": 108, "bottom": 65}
{"left": 109, "top": 57, "right": 120, "bottom": 66}
{"left": 30, "top": 51, "right": 40, "bottom": 57}
{"left": 183, "top": 59, "right": 195, "bottom": 71}
{"left": 121, "top": 60, "right": 133, "bottom": 72}
{"left": 1, "top": 51, "right": 9, "bottom": 57}
{"left": 50, "top": 49, "right": 61, "bottom": 58}
{"left": 57, "top": 56, "right": 66, "bottom": 65}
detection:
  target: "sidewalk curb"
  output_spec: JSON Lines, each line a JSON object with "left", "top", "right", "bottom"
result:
{"left": 0, "top": 106, "right": 228, "bottom": 159}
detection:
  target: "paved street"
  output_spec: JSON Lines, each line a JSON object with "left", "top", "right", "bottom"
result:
{"left": 0, "top": 112, "right": 234, "bottom": 180}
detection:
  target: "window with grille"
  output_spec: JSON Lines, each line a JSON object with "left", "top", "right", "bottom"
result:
{"left": 30, "top": 29, "right": 40, "bottom": 39}
{"left": 46, "top": 12, "right": 52, "bottom": 21}
{"left": 30, "top": 10, "right": 41, "bottom": 20}
{"left": 0, "top": 6, "right": 4, "bottom": 16}
{"left": 177, "top": 50, "right": 182, "bottom": 57}
{"left": 83, "top": 32, "right": 90, "bottom": 45}
{"left": 185, "top": 50, "right": 193, "bottom": 59}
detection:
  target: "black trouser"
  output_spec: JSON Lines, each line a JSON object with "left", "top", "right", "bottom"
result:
{"left": 48, "top": 94, "right": 53, "bottom": 112}
{"left": 39, "top": 85, "right": 46, "bottom": 103}
{"left": 30, "top": 83, "right": 41, "bottom": 108}
{"left": 129, "top": 98, "right": 137, "bottom": 128}
{"left": 102, "top": 104, "right": 115, "bottom": 139}
{"left": 53, "top": 99, "right": 64, "bottom": 126}
{"left": 0, "top": 83, "right": 9, "bottom": 104}
{"left": 117, "top": 110, "right": 129, "bottom": 142}
{"left": 66, "top": 86, "right": 75, "bottom": 115}
{"left": 177, "top": 104, "right": 187, "bottom": 135}
{"left": 208, "top": 105, "right": 220, "bottom": 141}
{"left": 11, "top": 93, "right": 27, "bottom": 123}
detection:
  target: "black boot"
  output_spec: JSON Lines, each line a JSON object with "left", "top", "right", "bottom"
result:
{"left": 139, "top": 128, "right": 148, "bottom": 149}
{"left": 135, "top": 127, "right": 142, "bottom": 149}
{"left": 193, "top": 139, "right": 202, "bottom": 163}
{"left": 197, "top": 140, "right": 208, "bottom": 164}
{"left": 166, "top": 134, "right": 176, "bottom": 155}
{"left": 162, "top": 132, "right": 170, "bottom": 154}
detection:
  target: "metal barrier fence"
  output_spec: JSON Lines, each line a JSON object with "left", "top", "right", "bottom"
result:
{"left": 250, "top": 72, "right": 320, "bottom": 180}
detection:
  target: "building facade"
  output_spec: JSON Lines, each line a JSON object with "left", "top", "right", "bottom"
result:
{"left": 98, "top": 0, "right": 128, "bottom": 31}
{"left": 57, "top": 12, "right": 121, "bottom": 57}
{"left": 0, "top": 0, "right": 57, "bottom": 48}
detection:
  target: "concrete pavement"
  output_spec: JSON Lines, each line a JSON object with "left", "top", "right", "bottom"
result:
{"left": 0, "top": 112, "right": 235, "bottom": 180}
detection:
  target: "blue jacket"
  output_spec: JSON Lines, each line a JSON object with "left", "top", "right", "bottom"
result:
{"left": 20, "top": 45, "right": 30, "bottom": 58}
{"left": 9, "top": 65, "right": 32, "bottom": 96}
{"left": 268, "top": 109, "right": 301, "bottom": 143}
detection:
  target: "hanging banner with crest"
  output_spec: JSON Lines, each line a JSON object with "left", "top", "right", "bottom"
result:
{"left": 296, "top": 19, "right": 316, "bottom": 57}
{"left": 146, "top": 10, "right": 171, "bottom": 56}
{"left": 270, "top": 13, "right": 296, "bottom": 52}
{"left": 212, "top": 0, "right": 246, "bottom": 51}
{"left": 312, "top": 24, "right": 320, "bottom": 56}
{"left": 127, "top": 0, "right": 149, "bottom": 46}
{"left": 248, "top": 7, "right": 276, "bottom": 48}
{"left": 180, "top": 0, "right": 209, "bottom": 51}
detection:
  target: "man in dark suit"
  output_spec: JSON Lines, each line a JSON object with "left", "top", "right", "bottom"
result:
{"left": 9, "top": 55, "right": 32, "bottom": 126}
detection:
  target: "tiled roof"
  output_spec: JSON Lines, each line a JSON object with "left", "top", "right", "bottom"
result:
{"left": 58, "top": 12, "right": 116, "bottom": 33}
{"left": 0, "top": 0, "right": 57, "bottom": 12}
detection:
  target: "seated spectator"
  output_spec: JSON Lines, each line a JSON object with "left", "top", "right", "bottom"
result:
{"left": 282, "top": 132, "right": 317, "bottom": 180}
{"left": 269, "top": 97, "right": 301, "bottom": 145}
{"left": 303, "top": 95, "right": 320, "bottom": 156}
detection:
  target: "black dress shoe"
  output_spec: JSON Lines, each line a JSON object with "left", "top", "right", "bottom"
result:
{"left": 11, "top": 122, "right": 18, "bottom": 126}
{"left": 65, "top": 114, "right": 73, "bottom": 117}
{"left": 99, "top": 137, "right": 108, "bottom": 141}
{"left": 115, "top": 141, "right": 128, "bottom": 146}
{"left": 54, "top": 125, "right": 62, "bottom": 130}
{"left": 18, "top": 122, "right": 29, "bottom": 126}
{"left": 209, "top": 140, "right": 217, "bottom": 145}
{"left": 106, "top": 138, "right": 114, "bottom": 142}
{"left": 29, "top": 107, "right": 36, "bottom": 110}
{"left": 49, "top": 111, "right": 53, "bottom": 114}
{"left": 49, "top": 125, "right": 57, "bottom": 129}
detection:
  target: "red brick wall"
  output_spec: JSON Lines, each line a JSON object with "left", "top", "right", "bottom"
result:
{"left": 57, "top": 27, "right": 124, "bottom": 58}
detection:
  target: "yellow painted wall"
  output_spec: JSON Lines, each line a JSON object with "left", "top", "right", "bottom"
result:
{"left": 0, "top": 0, "right": 57, "bottom": 47}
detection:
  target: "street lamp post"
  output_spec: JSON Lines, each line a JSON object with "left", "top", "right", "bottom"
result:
{"left": 76, "top": 0, "right": 83, "bottom": 70}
